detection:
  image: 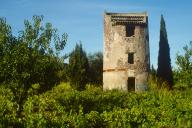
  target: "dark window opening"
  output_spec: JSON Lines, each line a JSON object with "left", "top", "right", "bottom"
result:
{"left": 128, "top": 77, "right": 135, "bottom": 91}
{"left": 126, "top": 25, "right": 135, "bottom": 37}
{"left": 128, "top": 53, "right": 134, "bottom": 64}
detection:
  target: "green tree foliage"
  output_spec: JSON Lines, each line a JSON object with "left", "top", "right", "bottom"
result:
{"left": 0, "top": 16, "right": 67, "bottom": 117}
{"left": 1, "top": 83, "right": 192, "bottom": 127}
{"left": 0, "top": 18, "right": 17, "bottom": 83}
{"left": 157, "top": 15, "right": 173, "bottom": 89}
{"left": 67, "top": 43, "right": 89, "bottom": 90}
{"left": 150, "top": 65, "right": 157, "bottom": 82}
{"left": 174, "top": 41, "right": 192, "bottom": 89}
{"left": 88, "top": 52, "right": 103, "bottom": 85}
{"left": 151, "top": 65, "right": 156, "bottom": 76}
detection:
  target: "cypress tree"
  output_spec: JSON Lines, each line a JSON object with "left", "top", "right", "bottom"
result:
{"left": 67, "top": 43, "right": 89, "bottom": 90}
{"left": 157, "top": 15, "right": 173, "bottom": 89}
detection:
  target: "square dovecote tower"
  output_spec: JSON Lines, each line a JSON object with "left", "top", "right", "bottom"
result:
{"left": 103, "top": 12, "right": 150, "bottom": 92}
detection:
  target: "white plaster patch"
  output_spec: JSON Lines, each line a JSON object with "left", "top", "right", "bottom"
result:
{"left": 128, "top": 70, "right": 135, "bottom": 77}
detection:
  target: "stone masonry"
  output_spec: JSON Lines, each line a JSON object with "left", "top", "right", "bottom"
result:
{"left": 103, "top": 12, "right": 150, "bottom": 92}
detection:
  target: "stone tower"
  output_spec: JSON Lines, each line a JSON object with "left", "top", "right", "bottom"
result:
{"left": 103, "top": 12, "right": 150, "bottom": 92}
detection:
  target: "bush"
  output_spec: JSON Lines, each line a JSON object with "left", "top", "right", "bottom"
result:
{"left": 0, "top": 86, "right": 18, "bottom": 127}
{"left": 1, "top": 83, "right": 192, "bottom": 127}
{"left": 174, "top": 41, "right": 192, "bottom": 90}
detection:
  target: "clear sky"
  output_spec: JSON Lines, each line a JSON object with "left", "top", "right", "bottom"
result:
{"left": 1, "top": 0, "right": 192, "bottom": 68}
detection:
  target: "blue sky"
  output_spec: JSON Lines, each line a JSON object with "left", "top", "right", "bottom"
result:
{"left": 1, "top": 0, "right": 192, "bottom": 68}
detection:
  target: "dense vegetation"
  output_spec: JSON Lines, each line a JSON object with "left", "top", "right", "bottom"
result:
{"left": 1, "top": 82, "right": 192, "bottom": 127}
{"left": 67, "top": 43, "right": 89, "bottom": 90}
{"left": 174, "top": 41, "right": 192, "bottom": 89}
{"left": 0, "top": 15, "right": 192, "bottom": 127}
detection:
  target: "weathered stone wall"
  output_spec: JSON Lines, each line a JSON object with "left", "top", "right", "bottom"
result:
{"left": 103, "top": 12, "right": 150, "bottom": 92}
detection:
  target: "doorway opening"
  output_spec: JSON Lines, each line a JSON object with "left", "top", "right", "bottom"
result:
{"left": 128, "top": 77, "right": 135, "bottom": 91}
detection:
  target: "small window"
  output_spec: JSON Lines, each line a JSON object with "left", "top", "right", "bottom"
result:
{"left": 126, "top": 25, "right": 135, "bottom": 37}
{"left": 128, "top": 77, "right": 135, "bottom": 91}
{"left": 128, "top": 53, "right": 134, "bottom": 64}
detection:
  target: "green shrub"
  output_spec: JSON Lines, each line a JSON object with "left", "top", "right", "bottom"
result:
{"left": 1, "top": 83, "right": 192, "bottom": 127}
{"left": 0, "top": 86, "right": 18, "bottom": 127}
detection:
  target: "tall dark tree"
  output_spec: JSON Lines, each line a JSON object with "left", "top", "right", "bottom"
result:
{"left": 150, "top": 64, "right": 157, "bottom": 81}
{"left": 67, "top": 43, "right": 89, "bottom": 90}
{"left": 157, "top": 15, "right": 173, "bottom": 89}
{"left": 88, "top": 52, "right": 103, "bottom": 86}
